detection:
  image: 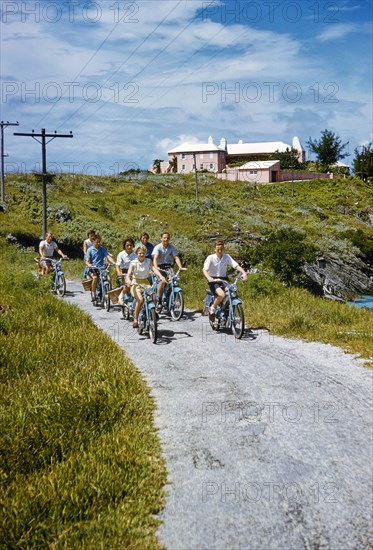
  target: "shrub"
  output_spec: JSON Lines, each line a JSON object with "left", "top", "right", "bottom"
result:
{"left": 251, "top": 228, "right": 317, "bottom": 286}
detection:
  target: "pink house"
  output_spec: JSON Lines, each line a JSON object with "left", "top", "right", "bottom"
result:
{"left": 165, "top": 135, "right": 306, "bottom": 174}
{"left": 167, "top": 136, "right": 227, "bottom": 174}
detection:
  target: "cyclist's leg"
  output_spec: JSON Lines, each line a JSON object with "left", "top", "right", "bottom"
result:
{"left": 133, "top": 286, "right": 143, "bottom": 325}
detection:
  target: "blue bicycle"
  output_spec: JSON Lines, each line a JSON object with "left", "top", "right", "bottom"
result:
{"left": 90, "top": 266, "right": 112, "bottom": 309}
{"left": 135, "top": 283, "right": 158, "bottom": 344}
{"left": 153, "top": 268, "right": 184, "bottom": 321}
{"left": 203, "top": 273, "right": 245, "bottom": 339}
{"left": 50, "top": 258, "right": 68, "bottom": 297}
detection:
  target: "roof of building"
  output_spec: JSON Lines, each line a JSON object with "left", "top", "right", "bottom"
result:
{"left": 227, "top": 141, "right": 292, "bottom": 156}
{"left": 238, "top": 160, "right": 280, "bottom": 170}
{"left": 168, "top": 142, "right": 226, "bottom": 154}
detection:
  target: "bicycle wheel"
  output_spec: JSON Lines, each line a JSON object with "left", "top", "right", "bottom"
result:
{"left": 122, "top": 304, "right": 130, "bottom": 320}
{"left": 231, "top": 304, "right": 245, "bottom": 339}
{"left": 169, "top": 290, "right": 184, "bottom": 321}
{"left": 148, "top": 308, "right": 158, "bottom": 344}
{"left": 103, "top": 283, "right": 111, "bottom": 311}
{"left": 137, "top": 309, "right": 144, "bottom": 335}
{"left": 55, "top": 273, "right": 66, "bottom": 297}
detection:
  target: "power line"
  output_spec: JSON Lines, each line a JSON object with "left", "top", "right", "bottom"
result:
{"left": 14, "top": 128, "right": 73, "bottom": 236}
{"left": 1, "top": 121, "right": 19, "bottom": 205}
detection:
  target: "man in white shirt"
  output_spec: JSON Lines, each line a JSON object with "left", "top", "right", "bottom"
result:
{"left": 152, "top": 232, "right": 186, "bottom": 311}
{"left": 203, "top": 239, "right": 247, "bottom": 318}
{"left": 39, "top": 232, "right": 67, "bottom": 275}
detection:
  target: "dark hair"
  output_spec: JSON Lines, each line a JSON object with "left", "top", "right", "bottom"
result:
{"left": 87, "top": 229, "right": 96, "bottom": 237}
{"left": 123, "top": 237, "right": 135, "bottom": 248}
{"left": 214, "top": 239, "right": 225, "bottom": 247}
{"left": 161, "top": 232, "right": 170, "bottom": 238}
{"left": 140, "top": 232, "right": 149, "bottom": 239}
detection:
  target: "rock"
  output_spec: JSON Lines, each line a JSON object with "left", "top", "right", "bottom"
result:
{"left": 304, "top": 253, "right": 373, "bottom": 301}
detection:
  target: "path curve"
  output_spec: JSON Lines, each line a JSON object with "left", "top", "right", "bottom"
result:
{"left": 65, "top": 281, "right": 372, "bottom": 550}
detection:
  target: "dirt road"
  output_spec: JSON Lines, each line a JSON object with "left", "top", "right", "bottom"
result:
{"left": 65, "top": 281, "right": 372, "bottom": 550}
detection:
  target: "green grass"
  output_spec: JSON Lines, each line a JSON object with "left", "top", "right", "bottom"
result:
{"left": 1, "top": 171, "right": 372, "bottom": 366}
{"left": 0, "top": 241, "right": 166, "bottom": 548}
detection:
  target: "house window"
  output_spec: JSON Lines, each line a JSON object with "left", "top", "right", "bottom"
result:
{"left": 249, "top": 170, "right": 258, "bottom": 175}
{"left": 200, "top": 154, "right": 204, "bottom": 159}
{"left": 181, "top": 153, "right": 186, "bottom": 159}
{"left": 181, "top": 164, "right": 186, "bottom": 170}
{"left": 200, "top": 164, "right": 203, "bottom": 170}
{"left": 209, "top": 163, "right": 214, "bottom": 169}
{"left": 209, "top": 152, "right": 214, "bottom": 159}
{"left": 192, "top": 164, "right": 196, "bottom": 170}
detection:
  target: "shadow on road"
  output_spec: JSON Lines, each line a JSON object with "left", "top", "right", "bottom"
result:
{"left": 156, "top": 329, "right": 193, "bottom": 345}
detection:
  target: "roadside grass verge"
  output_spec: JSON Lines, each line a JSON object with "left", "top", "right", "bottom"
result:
{"left": 0, "top": 241, "right": 166, "bottom": 548}
{"left": 184, "top": 268, "right": 373, "bottom": 367}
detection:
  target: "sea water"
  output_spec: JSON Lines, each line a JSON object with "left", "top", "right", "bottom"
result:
{"left": 347, "top": 295, "right": 373, "bottom": 309}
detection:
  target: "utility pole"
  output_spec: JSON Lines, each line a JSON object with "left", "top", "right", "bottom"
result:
{"left": 14, "top": 128, "right": 73, "bottom": 236}
{"left": 192, "top": 153, "right": 199, "bottom": 199}
{"left": 1, "top": 121, "right": 19, "bottom": 205}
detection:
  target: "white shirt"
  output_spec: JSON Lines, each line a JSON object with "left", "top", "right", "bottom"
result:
{"left": 152, "top": 243, "right": 178, "bottom": 265}
{"left": 131, "top": 258, "right": 152, "bottom": 279}
{"left": 116, "top": 250, "right": 136, "bottom": 270}
{"left": 39, "top": 240, "right": 58, "bottom": 258}
{"left": 203, "top": 253, "right": 238, "bottom": 278}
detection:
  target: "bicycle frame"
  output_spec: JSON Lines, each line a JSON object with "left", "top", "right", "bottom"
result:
{"left": 153, "top": 268, "right": 184, "bottom": 320}
{"left": 136, "top": 283, "right": 158, "bottom": 343}
{"left": 50, "top": 258, "right": 66, "bottom": 297}
{"left": 204, "top": 273, "right": 245, "bottom": 338}
{"left": 91, "top": 266, "right": 111, "bottom": 307}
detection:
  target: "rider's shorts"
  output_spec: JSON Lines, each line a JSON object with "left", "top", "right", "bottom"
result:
{"left": 208, "top": 277, "right": 228, "bottom": 295}
{"left": 131, "top": 278, "right": 151, "bottom": 298}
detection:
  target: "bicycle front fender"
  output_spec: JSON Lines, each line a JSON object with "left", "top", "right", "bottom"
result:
{"left": 231, "top": 297, "right": 242, "bottom": 307}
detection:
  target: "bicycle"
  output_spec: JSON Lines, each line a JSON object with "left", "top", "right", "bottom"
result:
{"left": 134, "top": 283, "right": 158, "bottom": 344}
{"left": 203, "top": 273, "right": 245, "bottom": 339}
{"left": 90, "top": 266, "right": 112, "bottom": 309}
{"left": 153, "top": 268, "right": 184, "bottom": 321}
{"left": 50, "top": 257, "right": 68, "bottom": 297}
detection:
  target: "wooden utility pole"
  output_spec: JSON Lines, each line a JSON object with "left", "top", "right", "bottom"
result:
{"left": 1, "top": 121, "right": 19, "bottom": 205}
{"left": 14, "top": 128, "right": 73, "bottom": 236}
{"left": 193, "top": 153, "right": 199, "bottom": 199}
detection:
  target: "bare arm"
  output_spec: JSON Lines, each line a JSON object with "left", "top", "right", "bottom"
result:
{"left": 174, "top": 255, "right": 186, "bottom": 271}
{"left": 235, "top": 264, "right": 248, "bottom": 281}
{"left": 150, "top": 261, "right": 166, "bottom": 283}
{"left": 125, "top": 264, "right": 134, "bottom": 286}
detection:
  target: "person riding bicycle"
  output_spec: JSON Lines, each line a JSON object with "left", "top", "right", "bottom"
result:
{"left": 39, "top": 232, "right": 68, "bottom": 275}
{"left": 126, "top": 244, "right": 166, "bottom": 328}
{"left": 152, "top": 232, "right": 186, "bottom": 312}
{"left": 83, "top": 229, "right": 96, "bottom": 278}
{"left": 116, "top": 237, "right": 137, "bottom": 305}
{"left": 203, "top": 239, "right": 247, "bottom": 320}
{"left": 134, "top": 232, "right": 154, "bottom": 259}
{"left": 85, "top": 235, "right": 116, "bottom": 299}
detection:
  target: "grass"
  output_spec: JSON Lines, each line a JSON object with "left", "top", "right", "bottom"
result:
{"left": 0, "top": 172, "right": 372, "bottom": 544}
{"left": 0, "top": 241, "right": 166, "bottom": 548}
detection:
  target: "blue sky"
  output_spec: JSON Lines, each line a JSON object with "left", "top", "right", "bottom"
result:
{"left": 1, "top": 0, "right": 372, "bottom": 174}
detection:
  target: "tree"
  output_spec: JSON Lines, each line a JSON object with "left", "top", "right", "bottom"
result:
{"left": 169, "top": 155, "right": 177, "bottom": 173}
{"left": 152, "top": 159, "right": 163, "bottom": 174}
{"left": 306, "top": 129, "right": 349, "bottom": 166}
{"left": 353, "top": 143, "right": 373, "bottom": 182}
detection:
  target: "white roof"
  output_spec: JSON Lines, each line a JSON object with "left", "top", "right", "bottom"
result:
{"left": 227, "top": 141, "right": 291, "bottom": 155}
{"left": 168, "top": 142, "right": 225, "bottom": 154}
{"left": 238, "top": 160, "right": 280, "bottom": 170}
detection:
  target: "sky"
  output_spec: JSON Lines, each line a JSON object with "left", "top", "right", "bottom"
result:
{"left": 1, "top": 0, "right": 372, "bottom": 175}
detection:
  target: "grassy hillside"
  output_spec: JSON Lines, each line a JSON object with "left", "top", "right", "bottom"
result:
{"left": 1, "top": 171, "right": 373, "bottom": 366}
{"left": 0, "top": 241, "right": 166, "bottom": 548}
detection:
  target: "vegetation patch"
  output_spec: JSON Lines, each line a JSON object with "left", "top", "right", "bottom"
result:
{"left": 0, "top": 241, "right": 166, "bottom": 548}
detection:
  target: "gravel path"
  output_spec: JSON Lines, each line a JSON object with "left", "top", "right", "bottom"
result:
{"left": 65, "top": 281, "right": 373, "bottom": 550}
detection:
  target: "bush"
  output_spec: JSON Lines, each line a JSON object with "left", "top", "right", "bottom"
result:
{"left": 251, "top": 228, "right": 317, "bottom": 286}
